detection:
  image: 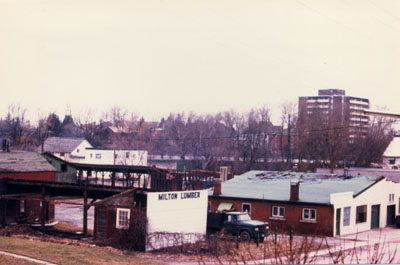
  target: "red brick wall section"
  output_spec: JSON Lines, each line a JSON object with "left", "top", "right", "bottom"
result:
{"left": 209, "top": 197, "right": 334, "bottom": 237}
{"left": 0, "top": 171, "right": 56, "bottom": 182}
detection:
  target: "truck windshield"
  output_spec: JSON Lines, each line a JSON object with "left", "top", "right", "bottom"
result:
{"left": 236, "top": 214, "right": 251, "bottom": 221}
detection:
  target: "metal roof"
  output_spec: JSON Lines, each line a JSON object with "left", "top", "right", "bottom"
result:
{"left": 0, "top": 152, "right": 56, "bottom": 172}
{"left": 39, "top": 137, "right": 88, "bottom": 153}
{"left": 209, "top": 170, "right": 379, "bottom": 205}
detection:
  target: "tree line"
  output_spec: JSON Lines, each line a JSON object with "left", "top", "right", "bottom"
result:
{"left": 0, "top": 103, "right": 393, "bottom": 173}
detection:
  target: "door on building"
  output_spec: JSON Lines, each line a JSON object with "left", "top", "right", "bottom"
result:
{"left": 371, "top": 204, "right": 380, "bottom": 229}
{"left": 387, "top": 205, "right": 396, "bottom": 226}
{"left": 336, "top": 208, "right": 341, "bottom": 235}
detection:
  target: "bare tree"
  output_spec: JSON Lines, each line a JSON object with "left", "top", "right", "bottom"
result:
{"left": 75, "top": 108, "right": 98, "bottom": 145}
{"left": 222, "top": 107, "right": 274, "bottom": 171}
{"left": 4, "top": 104, "right": 29, "bottom": 148}
{"left": 280, "top": 101, "right": 298, "bottom": 164}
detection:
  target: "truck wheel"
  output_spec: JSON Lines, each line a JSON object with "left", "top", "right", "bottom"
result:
{"left": 240, "top": 230, "right": 251, "bottom": 242}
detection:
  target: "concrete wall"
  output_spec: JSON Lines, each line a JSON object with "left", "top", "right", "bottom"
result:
{"left": 146, "top": 190, "right": 207, "bottom": 251}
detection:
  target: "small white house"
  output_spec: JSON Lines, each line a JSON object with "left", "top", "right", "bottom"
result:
{"left": 382, "top": 136, "right": 400, "bottom": 169}
{"left": 331, "top": 177, "right": 400, "bottom": 236}
{"left": 40, "top": 137, "right": 93, "bottom": 162}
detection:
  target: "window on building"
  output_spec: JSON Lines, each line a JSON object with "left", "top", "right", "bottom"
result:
{"left": 61, "top": 164, "right": 67, "bottom": 172}
{"left": 356, "top": 205, "right": 367, "bottom": 223}
{"left": 126, "top": 152, "right": 130, "bottom": 158}
{"left": 96, "top": 153, "right": 102, "bottom": 159}
{"left": 76, "top": 149, "right": 79, "bottom": 153}
{"left": 302, "top": 208, "right": 316, "bottom": 221}
{"left": 389, "top": 194, "right": 394, "bottom": 203}
{"left": 272, "top": 206, "right": 285, "bottom": 217}
{"left": 208, "top": 201, "right": 211, "bottom": 212}
{"left": 90, "top": 153, "right": 93, "bottom": 158}
{"left": 114, "top": 154, "right": 118, "bottom": 159}
{"left": 343, "top": 207, "right": 351, "bottom": 226}
{"left": 242, "top": 203, "right": 251, "bottom": 215}
{"left": 60, "top": 152, "right": 65, "bottom": 157}
{"left": 389, "top": 158, "right": 396, "bottom": 165}
{"left": 116, "top": 208, "right": 130, "bottom": 229}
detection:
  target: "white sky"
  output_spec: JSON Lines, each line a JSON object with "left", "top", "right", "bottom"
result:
{"left": 1, "top": 0, "right": 399, "bottom": 124}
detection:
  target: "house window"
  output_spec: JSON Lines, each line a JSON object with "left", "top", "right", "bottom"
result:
{"left": 61, "top": 164, "right": 67, "bottom": 172}
{"left": 272, "top": 206, "right": 285, "bottom": 217}
{"left": 389, "top": 194, "right": 394, "bottom": 203}
{"left": 208, "top": 201, "right": 211, "bottom": 212}
{"left": 302, "top": 208, "right": 316, "bottom": 221}
{"left": 389, "top": 158, "right": 396, "bottom": 165}
{"left": 343, "top": 207, "right": 351, "bottom": 226}
{"left": 90, "top": 153, "right": 93, "bottom": 158}
{"left": 242, "top": 203, "right": 251, "bottom": 215}
{"left": 60, "top": 152, "right": 65, "bottom": 157}
{"left": 126, "top": 152, "right": 130, "bottom": 158}
{"left": 114, "top": 154, "right": 118, "bottom": 159}
{"left": 96, "top": 153, "right": 102, "bottom": 159}
{"left": 77, "top": 149, "right": 79, "bottom": 153}
{"left": 116, "top": 208, "right": 130, "bottom": 229}
{"left": 356, "top": 205, "right": 367, "bottom": 223}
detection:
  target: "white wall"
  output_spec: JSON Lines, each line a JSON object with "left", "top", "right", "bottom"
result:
{"left": 145, "top": 190, "right": 208, "bottom": 251}
{"left": 330, "top": 179, "right": 400, "bottom": 236}
{"left": 69, "top": 140, "right": 93, "bottom": 162}
{"left": 79, "top": 149, "right": 148, "bottom": 166}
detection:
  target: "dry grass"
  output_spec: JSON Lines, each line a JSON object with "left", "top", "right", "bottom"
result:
{"left": 0, "top": 236, "right": 166, "bottom": 265}
{"left": 0, "top": 254, "right": 39, "bottom": 265}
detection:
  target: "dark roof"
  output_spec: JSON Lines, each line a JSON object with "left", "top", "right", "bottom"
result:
{"left": 40, "top": 137, "right": 88, "bottom": 153}
{"left": 0, "top": 152, "right": 56, "bottom": 173}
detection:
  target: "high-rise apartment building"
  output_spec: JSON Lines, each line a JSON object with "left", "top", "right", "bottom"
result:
{"left": 298, "top": 89, "right": 370, "bottom": 139}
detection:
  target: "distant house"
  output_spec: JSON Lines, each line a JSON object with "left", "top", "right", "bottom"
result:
{"left": 382, "top": 136, "right": 400, "bottom": 169}
{"left": 0, "top": 151, "right": 56, "bottom": 224}
{"left": 84, "top": 148, "right": 148, "bottom": 166}
{"left": 208, "top": 171, "right": 400, "bottom": 236}
{"left": 39, "top": 137, "right": 93, "bottom": 162}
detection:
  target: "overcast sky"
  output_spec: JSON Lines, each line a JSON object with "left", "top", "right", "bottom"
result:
{"left": 1, "top": 0, "right": 399, "bottom": 124}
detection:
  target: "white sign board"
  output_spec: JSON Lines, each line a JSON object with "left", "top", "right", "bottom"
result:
{"left": 146, "top": 190, "right": 207, "bottom": 251}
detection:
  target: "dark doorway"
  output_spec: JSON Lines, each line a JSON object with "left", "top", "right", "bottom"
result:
{"left": 387, "top": 205, "right": 396, "bottom": 226}
{"left": 371, "top": 204, "right": 380, "bottom": 229}
{"left": 336, "top": 208, "right": 341, "bottom": 235}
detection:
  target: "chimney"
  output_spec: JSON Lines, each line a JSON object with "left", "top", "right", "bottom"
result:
{"left": 213, "top": 179, "right": 222, "bottom": 195}
{"left": 220, "top": 166, "right": 228, "bottom": 182}
{"left": 290, "top": 180, "right": 300, "bottom": 201}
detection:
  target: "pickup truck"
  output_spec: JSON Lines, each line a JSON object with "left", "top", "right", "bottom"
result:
{"left": 207, "top": 211, "right": 269, "bottom": 242}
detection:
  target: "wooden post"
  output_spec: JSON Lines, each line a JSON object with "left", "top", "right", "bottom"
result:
{"left": 111, "top": 172, "right": 115, "bottom": 187}
{"left": 83, "top": 188, "right": 88, "bottom": 235}
{"left": 0, "top": 179, "right": 7, "bottom": 227}
{"left": 1, "top": 198, "right": 6, "bottom": 227}
{"left": 41, "top": 185, "right": 46, "bottom": 233}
